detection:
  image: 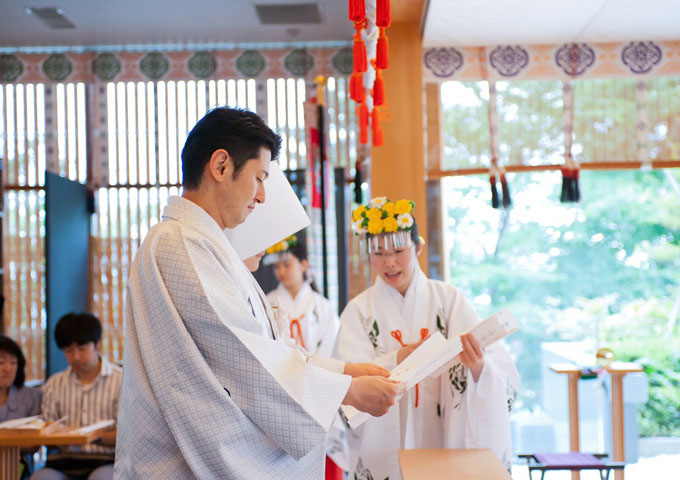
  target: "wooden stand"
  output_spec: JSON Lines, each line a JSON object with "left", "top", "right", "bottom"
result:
{"left": 551, "top": 362, "right": 643, "bottom": 480}
{"left": 399, "top": 448, "right": 511, "bottom": 480}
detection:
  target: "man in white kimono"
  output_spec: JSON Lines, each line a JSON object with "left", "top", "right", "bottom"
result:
{"left": 115, "top": 109, "right": 403, "bottom": 480}
{"left": 334, "top": 197, "right": 520, "bottom": 480}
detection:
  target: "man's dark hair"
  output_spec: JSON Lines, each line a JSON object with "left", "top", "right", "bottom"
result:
{"left": 54, "top": 312, "right": 102, "bottom": 349}
{"left": 0, "top": 335, "right": 27, "bottom": 388}
{"left": 181, "top": 107, "right": 282, "bottom": 189}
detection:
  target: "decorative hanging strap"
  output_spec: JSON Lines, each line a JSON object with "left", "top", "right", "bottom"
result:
{"left": 290, "top": 316, "right": 307, "bottom": 350}
{"left": 561, "top": 81, "right": 580, "bottom": 202}
{"left": 391, "top": 328, "right": 429, "bottom": 407}
{"left": 636, "top": 80, "right": 651, "bottom": 170}
{"left": 485, "top": 78, "right": 511, "bottom": 208}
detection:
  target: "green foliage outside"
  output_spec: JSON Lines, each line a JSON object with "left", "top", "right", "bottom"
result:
{"left": 442, "top": 169, "right": 680, "bottom": 437}
{"left": 441, "top": 77, "right": 680, "bottom": 437}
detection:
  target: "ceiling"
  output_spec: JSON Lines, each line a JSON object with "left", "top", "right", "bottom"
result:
{"left": 422, "top": 0, "right": 680, "bottom": 47}
{"left": 0, "top": 0, "right": 679, "bottom": 52}
{"left": 0, "top": 0, "right": 353, "bottom": 50}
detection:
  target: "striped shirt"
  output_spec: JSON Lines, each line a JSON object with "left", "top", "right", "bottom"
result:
{"left": 41, "top": 357, "right": 122, "bottom": 455}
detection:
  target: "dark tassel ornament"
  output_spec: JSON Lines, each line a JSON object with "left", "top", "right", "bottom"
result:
{"left": 572, "top": 169, "right": 581, "bottom": 202}
{"left": 490, "top": 175, "right": 500, "bottom": 208}
{"left": 560, "top": 168, "right": 570, "bottom": 203}
{"left": 354, "top": 160, "right": 363, "bottom": 204}
{"left": 500, "top": 173, "right": 512, "bottom": 208}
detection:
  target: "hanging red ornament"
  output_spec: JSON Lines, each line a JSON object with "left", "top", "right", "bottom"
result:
{"left": 359, "top": 103, "right": 369, "bottom": 144}
{"left": 372, "top": 108, "right": 383, "bottom": 146}
{"left": 349, "top": 73, "right": 365, "bottom": 103}
{"left": 373, "top": 70, "right": 385, "bottom": 106}
{"left": 376, "top": 27, "right": 389, "bottom": 69}
{"left": 376, "top": 0, "right": 391, "bottom": 27}
{"left": 348, "top": 0, "right": 366, "bottom": 22}
{"left": 353, "top": 25, "right": 367, "bottom": 73}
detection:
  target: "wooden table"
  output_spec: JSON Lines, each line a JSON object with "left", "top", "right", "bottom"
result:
{"left": 0, "top": 425, "right": 109, "bottom": 480}
{"left": 551, "top": 361, "right": 643, "bottom": 480}
{"left": 399, "top": 448, "right": 512, "bottom": 479}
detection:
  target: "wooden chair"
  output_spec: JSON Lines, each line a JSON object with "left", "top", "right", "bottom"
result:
{"left": 519, "top": 452, "right": 625, "bottom": 480}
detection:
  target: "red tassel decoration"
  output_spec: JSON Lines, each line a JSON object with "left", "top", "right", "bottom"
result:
{"left": 349, "top": 0, "right": 366, "bottom": 22}
{"left": 376, "top": 0, "right": 391, "bottom": 27}
{"left": 372, "top": 108, "right": 383, "bottom": 146}
{"left": 359, "top": 103, "right": 369, "bottom": 144}
{"left": 353, "top": 27, "right": 367, "bottom": 73}
{"left": 373, "top": 70, "right": 385, "bottom": 106}
{"left": 349, "top": 73, "right": 365, "bottom": 103}
{"left": 376, "top": 28, "right": 389, "bottom": 70}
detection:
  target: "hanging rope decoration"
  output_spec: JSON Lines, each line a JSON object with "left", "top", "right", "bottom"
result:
{"left": 561, "top": 81, "right": 580, "bottom": 202}
{"left": 348, "top": 0, "right": 391, "bottom": 147}
{"left": 486, "top": 78, "right": 512, "bottom": 209}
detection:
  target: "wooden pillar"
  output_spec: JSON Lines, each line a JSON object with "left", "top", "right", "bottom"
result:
{"left": 371, "top": 21, "right": 428, "bottom": 272}
{"left": 610, "top": 372, "right": 626, "bottom": 480}
{"left": 566, "top": 373, "right": 581, "bottom": 480}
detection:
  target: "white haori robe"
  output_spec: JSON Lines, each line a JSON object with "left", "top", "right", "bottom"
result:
{"left": 267, "top": 282, "right": 340, "bottom": 357}
{"left": 115, "top": 196, "right": 351, "bottom": 480}
{"left": 267, "top": 282, "right": 347, "bottom": 469}
{"left": 333, "top": 269, "right": 519, "bottom": 480}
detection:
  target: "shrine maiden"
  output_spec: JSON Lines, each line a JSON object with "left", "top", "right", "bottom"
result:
{"left": 333, "top": 197, "right": 520, "bottom": 480}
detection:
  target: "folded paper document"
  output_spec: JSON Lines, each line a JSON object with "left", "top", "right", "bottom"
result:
{"left": 342, "top": 309, "right": 519, "bottom": 429}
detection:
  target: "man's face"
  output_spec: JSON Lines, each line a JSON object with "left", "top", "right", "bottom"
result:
{"left": 369, "top": 242, "right": 421, "bottom": 296}
{"left": 62, "top": 341, "right": 100, "bottom": 375}
{"left": 219, "top": 147, "right": 270, "bottom": 229}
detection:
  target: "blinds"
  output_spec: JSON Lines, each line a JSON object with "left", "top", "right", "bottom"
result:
{"left": 2, "top": 74, "right": 356, "bottom": 379}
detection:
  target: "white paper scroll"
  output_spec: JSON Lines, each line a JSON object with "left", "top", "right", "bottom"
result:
{"left": 224, "top": 161, "right": 310, "bottom": 259}
{"left": 342, "top": 308, "right": 520, "bottom": 429}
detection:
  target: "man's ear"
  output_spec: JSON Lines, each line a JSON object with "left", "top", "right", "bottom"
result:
{"left": 95, "top": 339, "right": 103, "bottom": 353}
{"left": 207, "top": 149, "right": 234, "bottom": 183}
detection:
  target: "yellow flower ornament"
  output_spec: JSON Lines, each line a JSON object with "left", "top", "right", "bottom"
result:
{"left": 352, "top": 197, "right": 415, "bottom": 235}
{"left": 266, "top": 234, "right": 298, "bottom": 254}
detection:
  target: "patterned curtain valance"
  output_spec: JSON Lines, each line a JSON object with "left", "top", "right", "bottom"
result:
{"left": 424, "top": 40, "right": 680, "bottom": 82}
{"left": 0, "top": 45, "right": 353, "bottom": 84}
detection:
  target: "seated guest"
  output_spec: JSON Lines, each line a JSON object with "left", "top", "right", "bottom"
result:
{"left": 0, "top": 335, "right": 42, "bottom": 479}
{"left": 31, "top": 313, "right": 121, "bottom": 480}
{"left": 0, "top": 335, "right": 42, "bottom": 422}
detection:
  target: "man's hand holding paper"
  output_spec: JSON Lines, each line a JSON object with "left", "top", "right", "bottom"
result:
{"left": 342, "top": 376, "right": 405, "bottom": 417}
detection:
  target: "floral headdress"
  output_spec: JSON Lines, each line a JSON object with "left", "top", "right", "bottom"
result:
{"left": 352, "top": 197, "right": 416, "bottom": 253}
{"left": 266, "top": 234, "right": 298, "bottom": 255}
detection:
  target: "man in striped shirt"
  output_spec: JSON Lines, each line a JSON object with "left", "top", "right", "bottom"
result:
{"left": 31, "top": 313, "right": 122, "bottom": 480}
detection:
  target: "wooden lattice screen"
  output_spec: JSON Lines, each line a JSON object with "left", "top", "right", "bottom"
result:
{"left": 1, "top": 74, "right": 357, "bottom": 379}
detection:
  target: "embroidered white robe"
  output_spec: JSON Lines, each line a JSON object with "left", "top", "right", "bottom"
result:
{"left": 333, "top": 269, "right": 519, "bottom": 480}
{"left": 115, "top": 196, "right": 351, "bottom": 480}
{"left": 267, "top": 282, "right": 340, "bottom": 357}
